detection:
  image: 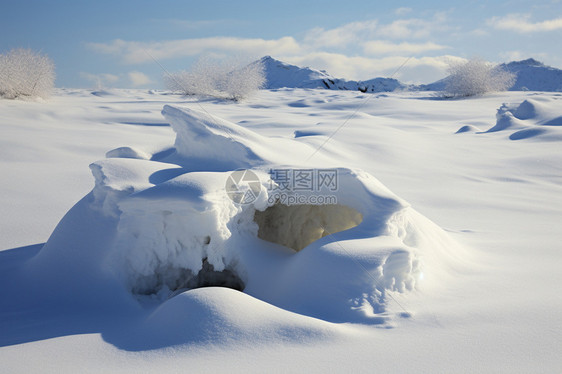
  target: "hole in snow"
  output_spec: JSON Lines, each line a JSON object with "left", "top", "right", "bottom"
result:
{"left": 163, "top": 258, "right": 245, "bottom": 298}
{"left": 254, "top": 203, "right": 363, "bottom": 251}
{"left": 133, "top": 257, "right": 245, "bottom": 297}
{"left": 182, "top": 258, "right": 245, "bottom": 291}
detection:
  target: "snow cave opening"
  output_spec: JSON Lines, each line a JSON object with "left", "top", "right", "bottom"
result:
{"left": 184, "top": 258, "right": 245, "bottom": 292}
{"left": 253, "top": 203, "right": 363, "bottom": 251}
{"left": 135, "top": 256, "right": 246, "bottom": 297}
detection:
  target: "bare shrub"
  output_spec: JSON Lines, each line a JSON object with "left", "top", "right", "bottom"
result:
{"left": 444, "top": 58, "right": 515, "bottom": 97}
{"left": 0, "top": 48, "right": 55, "bottom": 99}
{"left": 164, "top": 57, "right": 265, "bottom": 100}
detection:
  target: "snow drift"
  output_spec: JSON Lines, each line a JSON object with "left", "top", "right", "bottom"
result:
{"left": 27, "top": 104, "right": 465, "bottom": 325}
{"left": 483, "top": 96, "right": 562, "bottom": 140}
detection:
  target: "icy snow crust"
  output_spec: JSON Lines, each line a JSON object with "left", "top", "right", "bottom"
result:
{"left": 26, "top": 103, "right": 462, "bottom": 328}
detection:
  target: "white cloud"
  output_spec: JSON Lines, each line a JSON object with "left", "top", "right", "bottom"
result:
{"left": 303, "top": 20, "right": 378, "bottom": 48}
{"left": 469, "top": 28, "right": 488, "bottom": 36}
{"left": 395, "top": 7, "right": 412, "bottom": 16}
{"left": 489, "top": 14, "right": 562, "bottom": 33}
{"left": 80, "top": 72, "right": 120, "bottom": 88}
{"left": 128, "top": 71, "right": 152, "bottom": 87}
{"left": 87, "top": 36, "right": 301, "bottom": 64}
{"left": 499, "top": 50, "right": 525, "bottom": 61}
{"left": 301, "top": 15, "right": 447, "bottom": 49}
{"left": 377, "top": 16, "right": 445, "bottom": 39}
{"left": 85, "top": 15, "right": 463, "bottom": 85}
{"left": 280, "top": 52, "right": 462, "bottom": 83}
{"left": 363, "top": 40, "right": 447, "bottom": 55}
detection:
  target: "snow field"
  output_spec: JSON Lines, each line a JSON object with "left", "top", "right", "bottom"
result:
{"left": 1, "top": 88, "right": 561, "bottom": 372}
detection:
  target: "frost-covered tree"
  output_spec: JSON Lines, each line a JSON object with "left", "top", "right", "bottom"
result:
{"left": 444, "top": 58, "right": 515, "bottom": 97}
{"left": 0, "top": 48, "right": 55, "bottom": 99}
{"left": 164, "top": 57, "right": 265, "bottom": 100}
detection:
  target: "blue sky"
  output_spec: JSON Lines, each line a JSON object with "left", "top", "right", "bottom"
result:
{"left": 1, "top": 0, "right": 561, "bottom": 88}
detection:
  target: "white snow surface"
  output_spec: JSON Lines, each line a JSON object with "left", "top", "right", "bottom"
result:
{"left": 1, "top": 88, "right": 561, "bottom": 372}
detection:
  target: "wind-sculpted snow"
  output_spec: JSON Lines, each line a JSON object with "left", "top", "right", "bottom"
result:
{"left": 22, "top": 104, "right": 465, "bottom": 331}
{"left": 162, "top": 104, "right": 334, "bottom": 170}
{"left": 483, "top": 97, "right": 562, "bottom": 140}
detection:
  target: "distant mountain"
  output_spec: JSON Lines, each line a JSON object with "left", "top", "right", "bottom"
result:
{"left": 419, "top": 58, "right": 562, "bottom": 92}
{"left": 255, "top": 56, "right": 562, "bottom": 93}
{"left": 499, "top": 59, "right": 562, "bottom": 91}
{"left": 257, "top": 56, "right": 410, "bottom": 93}
{"left": 258, "top": 56, "right": 334, "bottom": 89}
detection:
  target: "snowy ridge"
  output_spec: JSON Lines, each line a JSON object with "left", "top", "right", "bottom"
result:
{"left": 421, "top": 58, "right": 562, "bottom": 92}
{"left": 259, "top": 56, "right": 335, "bottom": 89}
{"left": 499, "top": 58, "right": 562, "bottom": 91}
{"left": 260, "top": 56, "right": 562, "bottom": 92}
{"left": 259, "top": 56, "right": 409, "bottom": 92}
{"left": 162, "top": 104, "right": 334, "bottom": 169}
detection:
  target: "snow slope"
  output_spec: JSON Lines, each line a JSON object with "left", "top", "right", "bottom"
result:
{"left": 1, "top": 88, "right": 561, "bottom": 372}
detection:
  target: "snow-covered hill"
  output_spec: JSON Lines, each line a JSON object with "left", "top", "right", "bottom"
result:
{"left": 259, "top": 56, "right": 409, "bottom": 92}
{"left": 419, "top": 58, "right": 562, "bottom": 92}
{"left": 259, "top": 56, "right": 334, "bottom": 89}
{"left": 499, "top": 58, "right": 562, "bottom": 91}
{"left": 259, "top": 56, "right": 562, "bottom": 93}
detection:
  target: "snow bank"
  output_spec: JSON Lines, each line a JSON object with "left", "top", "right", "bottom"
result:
{"left": 30, "top": 103, "right": 465, "bottom": 324}
{"left": 484, "top": 97, "right": 562, "bottom": 140}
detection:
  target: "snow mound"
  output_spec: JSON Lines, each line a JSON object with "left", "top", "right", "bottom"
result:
{"left": 106, "top": 146, "right": 151, "bottom": 160}
{"left": 456, "top": 124, "right": 481, "bottom": 134}
{"left": 30, "top": 104, "right": 465, "bottom": 324}
{"left": 108, "top": 287, "right": 341, "bottom": 350}
{"left": 484, "top": 98, "right": 562, "bottom": 140}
